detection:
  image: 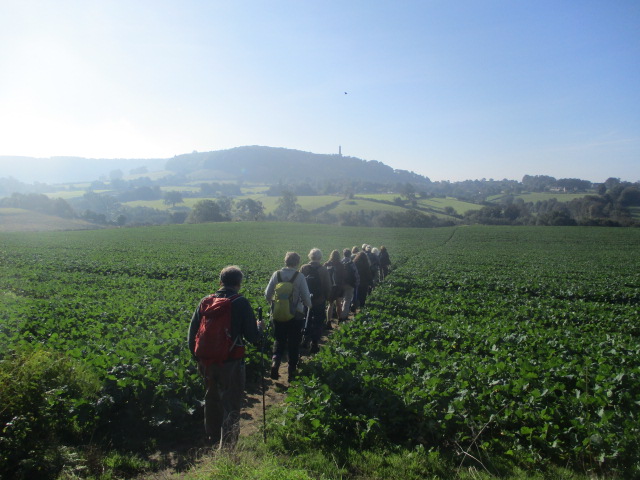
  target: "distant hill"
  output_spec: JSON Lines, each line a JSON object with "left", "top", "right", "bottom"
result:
{"left": 1, "top": 147, "right": 429, "bottom": 186}
{"left": 0, "top": 156, "right": 167, "bottom": 184}
{"left": 165, "top": 146, "right": 431, "bottom": 185}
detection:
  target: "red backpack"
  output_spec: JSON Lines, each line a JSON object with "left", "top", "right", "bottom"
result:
{"left": 194, "top": 293, "right": 244, "bottom": 367}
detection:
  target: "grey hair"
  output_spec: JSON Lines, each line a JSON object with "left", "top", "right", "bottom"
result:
{"left": 308, "top": 248, "right": 322, "bottom": 262}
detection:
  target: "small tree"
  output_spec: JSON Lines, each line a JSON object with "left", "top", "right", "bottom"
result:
{"left": 163, "top": 191, "right": 184, "bottom": 208}
{"left": 234, "top": 198, "right": 265, "bottom": 221}
{"left": 274, "top": 189, "right": 299, "bottom": 220}
{"left": 186, "top": 200, "right": 224, "bottom": 223}
{"left": 443, "top": 206, "right": 457, "bottom": 217}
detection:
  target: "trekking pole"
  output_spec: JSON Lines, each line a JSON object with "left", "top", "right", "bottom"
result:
{"left": 258, "top": 306, "right": 267, "bottom": 443}
{"left": 301, "top": 294, "right": 313, "bottom": 346}
{"left": 353, "top": 286, "right": 359, "bottom": 313}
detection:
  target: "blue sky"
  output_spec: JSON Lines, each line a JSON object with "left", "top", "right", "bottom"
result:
{"left": 0, "top": 0, "right": 638, "bottom": 182}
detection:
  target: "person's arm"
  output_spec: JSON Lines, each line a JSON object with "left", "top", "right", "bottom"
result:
{"left": 237, "top": 297, "right": 261, "bottom": 344}
{"left": 187, "top": 305, "right": 201, "bottom": 357}
{"left": 264, "top": 271, "right": 277, "bottom": 303}
{"left": 297, "top": 273, "right": 312, "bottom": 308}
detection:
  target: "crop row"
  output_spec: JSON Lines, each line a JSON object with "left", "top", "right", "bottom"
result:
{"left": 282, "top": 226, "right": 640, "bottom": 476}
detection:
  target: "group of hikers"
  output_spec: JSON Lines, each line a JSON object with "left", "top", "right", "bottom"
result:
{"left": 187, "top": 244, "right": 391, "bottom": 449}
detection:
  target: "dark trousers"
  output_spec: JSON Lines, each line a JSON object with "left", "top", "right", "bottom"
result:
{"left": 357, "top": 285, "right": 368, "bottom": 308}
{"left": 308, "top": 303, "right": 326, "bottom": 343}
{"left": 272, "top": 317, "right": 303, "bottom": 371}
{"left": 202, "top": 359, "right": 245, "bottom": 448}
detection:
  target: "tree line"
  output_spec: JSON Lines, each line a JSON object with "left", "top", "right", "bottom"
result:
{"left": 1, "top": 176, "right": 638, "bottom": 228}
{"left": 464, "top": 180, "right": 640, "bottom": 227}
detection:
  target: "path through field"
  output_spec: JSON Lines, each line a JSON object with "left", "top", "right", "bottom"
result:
{"left": 240, "top": 324, "right": 334, "bottom": 437}
{"left": 138, "top": 320, "right": 336, "bottom": 479}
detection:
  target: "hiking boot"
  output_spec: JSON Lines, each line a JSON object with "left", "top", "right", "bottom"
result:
{"left": 310, "top": 342, "right": 319, "bottom": 354}
{"left": 288, "top": 366, "right": 296, "bottom": 383}
{"left": 325, "top": 322, "right": 333, "bottom": 330}
{"left": 270, "top": 360, "right": 280, "bottom": 380}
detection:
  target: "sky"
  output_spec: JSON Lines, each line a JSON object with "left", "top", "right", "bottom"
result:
{"left": 0, "top": 0, "right": 638, "bottom": 183}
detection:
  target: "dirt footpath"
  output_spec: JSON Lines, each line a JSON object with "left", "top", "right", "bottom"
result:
{"left": 240, "top": 323, "right": 335, "bottom": 437}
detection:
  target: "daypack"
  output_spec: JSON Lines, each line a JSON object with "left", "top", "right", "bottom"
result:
{"left": 194, "top": 293, "right": 244, "bottom": 367}
{"left": 271, "top": 271, "right": 299, "bottom": 322}
{"left": 342, "top": 258, "right": 358, "bottom": 287}
{"left": 305, "top": 265, "right": 323, "bottom": 304}
{"left": 326, "top": 264, "right": 337, "bottom": 288}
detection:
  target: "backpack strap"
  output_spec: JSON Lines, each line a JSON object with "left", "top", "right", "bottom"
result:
{"left": 277, "top": 270, "right": 298, "bottom": 283}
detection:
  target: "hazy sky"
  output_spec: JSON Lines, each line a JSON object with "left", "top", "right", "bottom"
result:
{"left": 1, "top": 1, "right": 638, "bottom": 182}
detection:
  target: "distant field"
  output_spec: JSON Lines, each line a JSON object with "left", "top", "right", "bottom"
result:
{"left": 353, "top": 193, "right": 401, "bottom": 202}
{"left": 297, "top": 195, "right": 341, "bottom": 211}
{"left": 241, "top": 184, "right": 270, "bottom": 195}
{"left": 354, "top": 194, "right": 480, "bottom": 217}
{"left": 45, "top": 189, "right": 108, "bottom": 200}
{"left": 329, "top": 198, "right": 407, "bottom": 215}
{"left": 416, "top": 197, "right": 482, "bottom": 215}
{"left": 125, "top": 170, "right": 174, "bottom": 181}
{"left": 121, "top": 194, "right": 466, "bottom": 217}
{"left": 487, "top": 192, "right": 590, "bottom": 203}
{"left": 160, "top": 186, "right": 201, "bottom": 193}
{"left": 122, "top": 198, "right": 200, "bottom": 209}
{"left": 0, "top": 208, "right": 98, "bottom": 232}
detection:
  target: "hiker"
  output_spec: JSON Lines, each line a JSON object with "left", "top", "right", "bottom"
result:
{"left": 365, "top": 244, "right": 380, "bottom": 288}
{"left": 323, "top": 249, "right": 346, "bottom": 329}
{"left": 371, "top": 247, "right": 381, "bottom": 284}
{"left": 300, "top": 248, "right": 331, "bottom": 353}
{"left": 379, "top": 245, "right": 391, "bottom": 280}
{"left": 353, "top": 251, "right": 372, "bottom": 308}
{"left": 340, "top": 248, "right": 359, "bottom": 321}
{"left": 264, "top": 252, "right": 312, "bottom": 382}
{"left": 187, "top": 265, "right": 264, "bottom": 449}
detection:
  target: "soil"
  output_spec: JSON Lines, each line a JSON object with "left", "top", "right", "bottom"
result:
{"left": 240, "top": 320, "right": 335, "bottom": 436}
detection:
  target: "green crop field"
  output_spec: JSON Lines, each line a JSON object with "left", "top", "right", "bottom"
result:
{"left": 1, "top": 224, "right": 638, "bottom": 479}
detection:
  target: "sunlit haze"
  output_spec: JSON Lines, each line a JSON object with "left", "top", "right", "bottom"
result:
{"left": 1, "top": 1, "right": 638, "bottom": 182}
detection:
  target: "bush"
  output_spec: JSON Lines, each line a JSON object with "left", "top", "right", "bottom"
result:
{"left": 0, "top": 348, "right": 100, "bottom": 479}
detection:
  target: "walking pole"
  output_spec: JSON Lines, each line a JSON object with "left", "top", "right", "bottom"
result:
{"left": 301, "top": 294, "right": 313, "bottom": 348}
{"left": 258, "top": 306, "right": 267, "bottom": 443}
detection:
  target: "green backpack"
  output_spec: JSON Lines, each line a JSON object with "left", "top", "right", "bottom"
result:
{"left": 272, "top": 271, "right": 299, "bottom": 322}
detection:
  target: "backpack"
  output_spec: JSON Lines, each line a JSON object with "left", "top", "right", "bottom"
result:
{"left": 271, "top": 271, "right": 299, "bottom": 322}
{"left": 326, "top": 264, "right": 337, "bottom": 288}
{"left": 305, "top": 265, "right": 323, "bottom": 304}
{"left": 194, "top": 293, "right": 244, "bottom": 367}
{"left": 342, "top": 258, "right": 357, "bottom": 287}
